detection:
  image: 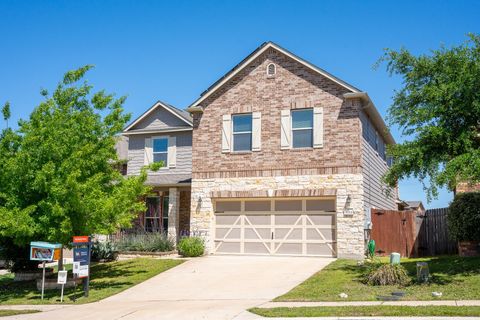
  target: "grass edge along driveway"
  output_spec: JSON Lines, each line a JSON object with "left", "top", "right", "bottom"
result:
{"left": 0, "top": 310, "right": 40, "bottom": 317}
{"left": 249, "top": 306, "right": 480, "bottom": 317}
{"left": 276, "top": 256, "right": 480, "bottom": 301}
{"left": 0, "top": 258, "right": 184, "bottom": 305}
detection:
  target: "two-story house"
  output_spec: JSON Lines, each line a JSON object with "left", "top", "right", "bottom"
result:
{"left": 121, "top": 42, "right": 396, "bottom": 259}
{"left": 122, "top": 101, "right": 193, "bottom": 242}
{"left": 186, "top": 42, "right": 396, "bottom": 259}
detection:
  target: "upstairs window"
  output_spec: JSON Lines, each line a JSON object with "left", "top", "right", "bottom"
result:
{"left": 232, "top": 114, "right": 252, "bottom": 151}
{"left": 292, "top": 109, "right": 313, "bottom": 148}
{"left": 153, "top": 137, "right": 168, "bottom": 167}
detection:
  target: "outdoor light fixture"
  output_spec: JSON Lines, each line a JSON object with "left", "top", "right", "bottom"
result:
{"left": 343, "top": 194, "right": 354, "bottom": 216}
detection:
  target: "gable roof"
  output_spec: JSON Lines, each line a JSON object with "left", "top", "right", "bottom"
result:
{"left": 124, "top": 100, "right": 192, "bottom": 132}
{"left": 187, "top": 41, "right": 361, "bottom": 111}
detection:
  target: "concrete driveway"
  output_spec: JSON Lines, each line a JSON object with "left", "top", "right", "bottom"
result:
{"left": 6, "top": 255, "right": 333, "bottom": 320}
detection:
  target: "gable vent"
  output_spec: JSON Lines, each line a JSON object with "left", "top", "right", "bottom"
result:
{"left": 267, "top": 63, "right": 276, "bottom": 76}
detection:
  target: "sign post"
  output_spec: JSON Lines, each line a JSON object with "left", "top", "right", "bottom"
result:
{"left": 29, "top": 241, "right": 62, "bottom": 300}
{"left": 57, "top": 270, "right": 67, "bottom": 302}
{"left": 71, "top": 236, "right": 91, "bottom": 298}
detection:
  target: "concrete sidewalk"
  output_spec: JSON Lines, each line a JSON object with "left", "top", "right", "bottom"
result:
{"left": 258, "top": 300, "right": 480, "bottom": 308}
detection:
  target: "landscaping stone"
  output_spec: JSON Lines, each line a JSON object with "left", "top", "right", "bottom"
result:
{"left": 36, "top": 277, "right": 82, "bottom": 291}
{"left": 338, "top": 292, "right": 348, "bottom": 299}
{"left": 14, "top": 268, "right": 54, "bottom": 282}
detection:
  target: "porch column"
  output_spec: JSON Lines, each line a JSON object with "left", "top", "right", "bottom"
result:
{"left": 168, "top": 187, "right": 180, "bottom": 243}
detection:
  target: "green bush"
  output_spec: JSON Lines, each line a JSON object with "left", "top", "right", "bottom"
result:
{"left": 364, "top": 263, "right": 410, "bottom": 286}
{"left": 178, "top": 237, "right": 205, "bottom": 257}
{"left": 115, "top": 233, "right": 175, "bottom": 252}
{"left": 91, "top": 240, "right": 118, "bottom": 262}
{"left": 448, "top": 192, "right": 480, "bottom": 241}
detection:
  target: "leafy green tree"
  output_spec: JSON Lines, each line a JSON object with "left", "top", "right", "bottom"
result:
{"left": 0, "top": 66, "right": 150, "bottom": 270}
{"left": 2, "top": 101, "right": 10, "bottom": 128}
{"left": 380, "top": 34, "right": 480, "bottom": 198}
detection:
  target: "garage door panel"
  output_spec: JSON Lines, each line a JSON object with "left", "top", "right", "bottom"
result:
{"left": 216, "top": 227, "right": 241, "bottom": 239}
{"left": 215, "top": 241, "right": 241, "bottom": 253}
{"left": 244, "top": 242, "right": 270, "bottom": 254}
{"left": 245, "top": 215, "right": 270, "bottom": 225}
{"left": 308, "top": 214, "right": 335, "bottom": 225}
{"left": 275, "top": 243, "right": 302, "bottom": 255}
{"left": 216, "top": 215, "right": 240, "bottom": 225}
{"left": 245, "top": 228, "right": 271, "bottom": 240}
{"left": 275, "top": 228, "right": 302, "bottom": 240}
{"left": 306, "top": 228, "right": 336, "bottom": 241}
{"left": 275, "top": 215, "right": 301, "bottom": 225}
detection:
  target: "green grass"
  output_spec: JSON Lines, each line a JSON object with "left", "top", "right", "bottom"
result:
{"left": 250, "top": 306, "right": 480, "bottom": 317}
{"left": 276, "top": 256, "right": 480, "bottom": 301}
{"left": 0, "top": 310, "right": 40, "bottom": 317}
{"left": 0, "top": 258, "right": 183, "bottom": 305}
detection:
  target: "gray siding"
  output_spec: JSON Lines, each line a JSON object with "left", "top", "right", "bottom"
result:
{"left": 360, "top": 111, "right": 396, "bottom": 215}
{"left": 131, "top": 107, "right": 190, "bottom": 131}
{"left": 126, "top": 131, "right": 192, "bottom": 181}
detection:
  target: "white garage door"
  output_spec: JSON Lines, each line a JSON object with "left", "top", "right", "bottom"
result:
{"left": 213, "top": 198, "right": 337, "bottom": 257}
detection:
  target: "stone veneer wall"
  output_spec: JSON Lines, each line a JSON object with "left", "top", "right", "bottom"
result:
{"left": 190, "top": 173, "right": 365, "bottom": 259}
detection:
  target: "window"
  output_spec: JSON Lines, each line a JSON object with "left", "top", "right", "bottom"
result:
{"left": 153, "top": 137, "right": 168, "bottom": 167}
{"left": 232, "top": 114, "right": 252, "bottom": 151}
{"left": 145, "top": 197, "right": 161, "bottom": 232}
{"left": 292, "top": 109, "right": 313, "bottom": 148}
{"left": 267, "top": 63, "right": 276, "bottom": 76}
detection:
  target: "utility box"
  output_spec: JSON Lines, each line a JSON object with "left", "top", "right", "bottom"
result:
{"left": 390, "top": 252, "right": 401, "bottom": 265}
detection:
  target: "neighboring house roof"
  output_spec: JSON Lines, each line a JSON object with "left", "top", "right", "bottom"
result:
{"left": 405, "top": 201, "right": 424, "bottom": 210}
{"left": 186, "top": 41, "right": 395, "bottom": 145}
{"left": 124, "top": 100, "right": 192, "bottom": 132}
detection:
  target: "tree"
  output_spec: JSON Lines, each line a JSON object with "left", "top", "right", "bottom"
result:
{"left": 0, "top": 66, "right": 150, "bottom": 270}
{"left": 2, "top": 101, "right": 10, "bottom": 128}
{"left": 380, "top": 34, "right": 480, "bottom": 199}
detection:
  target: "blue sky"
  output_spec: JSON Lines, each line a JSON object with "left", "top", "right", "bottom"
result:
{"left": 1, "top": 1, "right": 479, "bottom": 208}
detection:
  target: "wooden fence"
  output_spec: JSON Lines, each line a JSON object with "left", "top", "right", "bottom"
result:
{"left": 371, "top": 208, "right": 457, "bottom": 257}
{"left": 417, "top": 208, "right": 457, "bottom": 256}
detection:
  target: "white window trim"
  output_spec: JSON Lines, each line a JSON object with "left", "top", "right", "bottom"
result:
{"left": 232, "top": 114, "right": 253, "bottom": 152}
{"left": 267, "top": 63, "right": 276, "bottom": 77}
{"left": 152, "top": 136, "right": 169, "bottom": 169}
{"left": 291, "top": 109, "right": 314, "bottom": 149}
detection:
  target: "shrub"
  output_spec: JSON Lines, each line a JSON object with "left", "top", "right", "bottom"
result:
{"left": 178, "top": 237, "right": 204, "bottom": 257}
{"left": 448, "top": 192, "right": 480, "bottom": 241}
{"left": 115, "top": 233, "right": 175, "bottom": 252}
{"left": 364, "top": 263, "right": 410, "bottom": 286}
{"left": 91, "top": 240, "right": 118, "bottom": 262}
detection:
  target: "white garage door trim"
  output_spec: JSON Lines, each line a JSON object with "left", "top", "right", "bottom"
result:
{"left": 213, "top": 198, "right": 337, "bottom": 257}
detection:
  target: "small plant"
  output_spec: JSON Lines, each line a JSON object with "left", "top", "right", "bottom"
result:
{"left": 91, "top": 240, "right": 118, "bottom": 262}
{"left": 115, "top": 233, "right": 175, "bottom": 252}
{"left": 177, "top": 237, "right": 205, "bottom": 257}
{"left": 364, "top": 263, "right": 411, "bottom": 286}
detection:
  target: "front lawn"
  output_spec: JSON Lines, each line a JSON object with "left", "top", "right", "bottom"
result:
{"left": 276, "top": 256, "right": 480, "bottom": 301}
{"left": 0, "top": 310, "right": 40, "bottom": 317}
{"left": 0, "top": 258, "right": 183, "bottom": 305}
{"left": 250, "top": 306, "right": 480, "bottom": 317}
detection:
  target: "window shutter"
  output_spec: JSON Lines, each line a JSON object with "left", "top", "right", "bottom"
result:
{"left": 280, "top": 109, "right": 291, "bottom": 149}
{"left": 144, "top": 138, "right": 153, "bottom": 165}
{"left": 168, "top": 136, "right": 176, "bottom": 168}
{"left": 251, "top": 112, "right": 261, "bottom": 151}
{"left": 313, "top": 106, "right": 324, "bottom": 148}
{"left": 222, "top": 114, "right": 231, "bottom": 153}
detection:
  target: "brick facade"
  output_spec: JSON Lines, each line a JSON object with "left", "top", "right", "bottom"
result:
{"left": 189, "top": 47, "right": 374, "bottom": 258}
{"left": 192, "top": 48, "right": 363, "bottom": 176}
{"left": 179, "top": 190, "right": 191, "bottom": 235}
